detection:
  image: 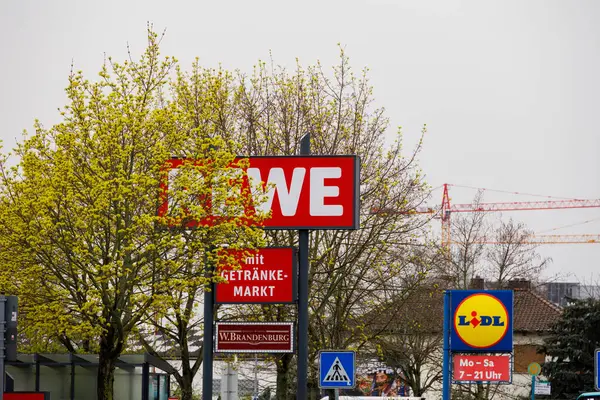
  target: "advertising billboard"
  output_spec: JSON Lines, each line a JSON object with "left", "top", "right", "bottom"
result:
{"left": 215, "top": 322, "right": 294, "bottom": 353}
{"left": 452, "top": 354, "right": 512, "bottom": 384}
{"left": 159, "top": 156, "right": 360, "bottom": 230}
{"left": 215, "top": 247, "right": 297, "bottom": 304}
{"left": 450, "top": 290, "right": 514, "bottom": 353}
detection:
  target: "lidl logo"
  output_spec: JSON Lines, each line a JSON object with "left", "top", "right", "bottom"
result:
{"left": 450, "top": 290, "right": 513, "bottom": 352}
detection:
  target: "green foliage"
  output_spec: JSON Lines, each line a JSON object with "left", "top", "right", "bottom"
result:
{"left": 540, "top": 298, "right": 600, "bottom": 398}
{"left": 0, "top": 28, "right": 265, "bottom": 400}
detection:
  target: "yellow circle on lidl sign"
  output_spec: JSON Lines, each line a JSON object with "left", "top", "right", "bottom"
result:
{"left": 528, "top": 362, "right": 541, "bottom": 376}
{"left": 454, "top": 293, "right": 509, "bottom": 349}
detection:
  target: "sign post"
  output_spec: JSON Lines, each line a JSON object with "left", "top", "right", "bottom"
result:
{"left": 442, "top": 291, "right": 451, "bottom": 400}
{"left": 318, "top": 350, "right": 356, "bottom": 390}
{"left": 528, "top": 362, "right": 541, "bottom": 400}
{"left": 595, "top": 349, "right": 599, "bottom": 391}
{"left": 297, "top": 134, "right": 311, "bottom": 400}
{"left": 442, "top": 290, "right": 514, "bottom": 400}
{"left": 161, "top": 140, "right": 361, "bottom": 399}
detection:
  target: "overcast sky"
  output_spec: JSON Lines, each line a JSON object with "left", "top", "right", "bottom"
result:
{"left": 1, "top": 0, "right": 599, "bottom": 281}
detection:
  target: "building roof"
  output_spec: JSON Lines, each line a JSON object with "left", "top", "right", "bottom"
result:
{"left": 513, "top": 288, "right": 562, "bottom": 332}
{"left": 381, "top": 281, "right": 562, "bottom": 334}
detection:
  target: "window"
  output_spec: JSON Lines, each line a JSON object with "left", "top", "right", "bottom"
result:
{"left": 514, "top": 344, "right": 545, "bottom": 373}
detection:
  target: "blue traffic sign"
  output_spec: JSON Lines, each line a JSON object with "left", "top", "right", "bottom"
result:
{"left": 595, "top": 348, "right": 599, "bottom": 391}
{"left": 319, "top": 350, "right": 355, "bottom": 389}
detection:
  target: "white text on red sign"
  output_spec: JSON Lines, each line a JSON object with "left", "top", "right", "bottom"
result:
{"left": 215, "top": 248, "right": 296, "bottom": 304}
{"left": 159, "top": 156, "right": 360, "bottom": 229}
{"left": 452, "top": 355, "right": 511, "bottom": 383}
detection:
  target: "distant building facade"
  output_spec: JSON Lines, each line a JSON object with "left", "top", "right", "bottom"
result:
{"left": 543, "top": 282, "right": 600, "bottom": 306}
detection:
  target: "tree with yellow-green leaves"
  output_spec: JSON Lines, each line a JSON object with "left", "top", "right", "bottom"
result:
{"left": 0, "top": 30, "right": 265, "bottom": 400}
{"left": 231, "top": 50, "right": 434, "bottom": 399}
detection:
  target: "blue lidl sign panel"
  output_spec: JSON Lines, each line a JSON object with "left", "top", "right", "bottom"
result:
{"left": 595, "top": 348, "right": 599, "bottom": 391}
{"left": 319, "top": 350, "right": 355, "bottom": 389}
{"left": 450, "top": 290, "right": 513, "bottom": 353}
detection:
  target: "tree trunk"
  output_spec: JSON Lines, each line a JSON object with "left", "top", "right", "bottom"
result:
{"left": 179, "top": 368, "right": 195, "bottom": 400}
{"left": 97, "top": 349, "right": 116, "bottom": 400}
{"left": 97, "top": 325, "right": 124, "bottom": 400}
{"left": 276, "top": 353, "right": 293, "bottom": 399}
{"left": 307, "top": 375, "right": 321, "bottom": 400}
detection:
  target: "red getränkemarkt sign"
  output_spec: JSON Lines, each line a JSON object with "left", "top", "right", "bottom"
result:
{"left": 215, "top": 322, "right": 294, "bottom": 353}
{"left": 159, "top": 156, "right": 360, "bottom": 230}
{"left": 452, "top": 354, "right": 512, "bottom": 384}
{"left": 216, "top": 247, "right": 297, "bottom": 304}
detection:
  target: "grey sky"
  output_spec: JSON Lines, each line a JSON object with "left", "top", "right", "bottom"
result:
{"left": 1, "top": 0, "right": 599, "bottom": 279}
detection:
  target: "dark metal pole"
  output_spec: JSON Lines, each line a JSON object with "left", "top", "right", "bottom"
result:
{"left": 0, "top": 295, "right": 5, "bottom": 400}
{"left": 442, "top": 291, "right": 451, "bottom": 400}
{"left": 203, "top": 249, "right": 214, "bottom": 400}
{"left": 298, "top": 134, "right": 310, "bottom": 399}
{"left": 142, "top": 362, "right": 149, "bottom": 400}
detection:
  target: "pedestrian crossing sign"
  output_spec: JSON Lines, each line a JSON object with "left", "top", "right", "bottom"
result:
{"left": 319, "top": 350, "right": 356, "bottom": 388}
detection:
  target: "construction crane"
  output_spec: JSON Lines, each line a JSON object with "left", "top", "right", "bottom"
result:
{"left": 454, "top": 234, "right": 600, "bottom": 245}
{"left": 374, "top": 183, "right": 600, "bottom": 247}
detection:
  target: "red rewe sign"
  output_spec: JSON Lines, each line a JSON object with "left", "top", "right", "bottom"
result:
{"left": 452, "top": 354, "right": 512, "bottom": 383}
{"left": 159, "top": 156, "right": 360, "bottom": 230}
{"left": 216, "top": 247, "right": 297, "bottom": 304}
{"left": 215, "top": 322, "right": 294, "bottom": 353}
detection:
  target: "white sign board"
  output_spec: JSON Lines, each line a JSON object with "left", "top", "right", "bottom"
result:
{"left": 535, "top": 380, "right": 551, "bottom": 395}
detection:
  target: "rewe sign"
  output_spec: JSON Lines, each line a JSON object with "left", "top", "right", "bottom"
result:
{"left": 216, "top": 247, "right": 297, "bottom": 304}
{"left": 159, "top": 156, "right": 360, "bottom": 230}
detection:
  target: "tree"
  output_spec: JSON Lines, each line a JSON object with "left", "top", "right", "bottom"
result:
{"left": 442, "top": 191, "right": 488, "bottom": 289}
{"left": 377, "top": 285, "right": 444, "bottom": 396}
{"left": 0, "top": 30, "right": 264, "bottom": 400}
{"left": 134, "top": 59, "right": 261, "bottom": 400}
{"left": 441, "top": 193, "right": 550, "bottom": 290}
{"left": 233, "top": 49, "right": 432, "bottom": 398}
{"left": 484, "top": 218, "right": 550, "bottom": 288}
{"left": 440, "top": 194, "right": 551, "bottom": 400}
{"left": 231, "top": 50, "right": 436, "bottom": 397}
{"left": 540, "top": 297, "right": 600, "bottom": 398}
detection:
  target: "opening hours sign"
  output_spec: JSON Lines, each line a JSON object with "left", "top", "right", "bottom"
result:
{"left": 452, "top": 354, "right": 512, "bottom": 384}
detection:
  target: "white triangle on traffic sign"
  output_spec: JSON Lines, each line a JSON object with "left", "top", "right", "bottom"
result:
{"left": 323, "top": 357, "right": 351, "bottom": 384}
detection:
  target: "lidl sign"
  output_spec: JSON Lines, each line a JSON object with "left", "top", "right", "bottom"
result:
{"left": 450, "top": 290, "right": 513, "bottom": 352}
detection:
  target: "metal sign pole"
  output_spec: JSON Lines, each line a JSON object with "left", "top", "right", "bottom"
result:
{"left": 297, "top": 134, "right": 311, "bottom": 400}
{"left": 0, "top": 295, "right": 5, "bottom": 400}
{"left": 202, "top": 250, "right": 214, "bottom": 400}
{"left": 531, "top": 375, "right": 536, "bottom": 400}
{"left": 442, "top": 291, "right": 451, "bottom": 400}
{"left": 334, "top": 388, "right": 339, "bottom": 400}
{"left": 595, "top": 349, "right": 600, "bottom": 391}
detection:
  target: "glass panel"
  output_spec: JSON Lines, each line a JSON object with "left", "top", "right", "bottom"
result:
{"left": 159, "top": 375, "right": 168, "bottom": 400}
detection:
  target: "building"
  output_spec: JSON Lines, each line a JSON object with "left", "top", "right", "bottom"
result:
{"left": 543, "top": 282, "right": 600, "bottom": 306}
{"left": 348, "top": 278, "right": 563, "bottom": 399}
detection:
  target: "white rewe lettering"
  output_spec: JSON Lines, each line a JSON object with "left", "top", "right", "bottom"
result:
{"left": 247, "top": 167, "right": 305, "bottom": 216}
{"left": 309, "top": 167, "right": 343, "bottom": 216}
